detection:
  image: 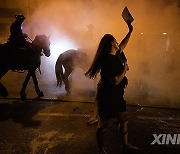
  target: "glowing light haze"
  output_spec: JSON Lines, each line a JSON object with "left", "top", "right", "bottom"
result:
{"left": 3, "top": 0, "right": 180, "bottom": 108}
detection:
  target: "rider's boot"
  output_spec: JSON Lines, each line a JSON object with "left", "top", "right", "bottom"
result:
{"left": 20, "top": 91, "right": 26, "bottom": 101}
{"left": 35, "top": 89, "right": 44, "bottom": 98}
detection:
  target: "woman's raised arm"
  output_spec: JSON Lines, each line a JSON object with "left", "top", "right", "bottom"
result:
{"left": 119, "top": 23, "right": 133, "bottom": 52}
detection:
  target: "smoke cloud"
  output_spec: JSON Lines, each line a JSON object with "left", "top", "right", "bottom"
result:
{"left": 2, "top": 0, "right": 180, "bottom": 108}
{"left": 27, "top": 0, "right": 180, "bottom": 108}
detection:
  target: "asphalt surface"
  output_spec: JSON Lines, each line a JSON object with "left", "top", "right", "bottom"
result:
{"left": 0, "top": 69, "right": 180, "bottom": 153}
{"left": 0, "top": 98, "right": 180, "bottom": 154}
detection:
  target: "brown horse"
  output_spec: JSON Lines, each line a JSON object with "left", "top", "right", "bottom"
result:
{"left": 55, "top": 49, "right": 90, "bottom": 93}
{"left": 0, "top": 35, "right": 51, "bottom": 100}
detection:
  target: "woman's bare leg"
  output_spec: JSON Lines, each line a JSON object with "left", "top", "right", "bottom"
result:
{"left": 117, "top": 112, "right": 139, "bottom": 153}
{"left": 87, "top": 80, "right": 101, "bottom": 125}
{"left": 96, "top": 119, "right": 110, "bottom": 152}
{"left": 117, "top": 112, "right": 129, "bottom": 146}
{"left": 87, "top": 95, "right": 98, "bottom": 125}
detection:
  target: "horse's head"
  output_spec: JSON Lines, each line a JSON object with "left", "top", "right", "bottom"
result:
{"left": 33, "top": 35, "right": 51, "bottom": 57}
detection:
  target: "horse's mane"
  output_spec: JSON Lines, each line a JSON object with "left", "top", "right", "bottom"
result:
{"left": 33, "top": 34, "right": 46, "bottom": 44}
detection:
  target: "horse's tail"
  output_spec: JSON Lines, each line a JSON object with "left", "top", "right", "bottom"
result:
{"left": 55, "top": 54, "right": 63, "bottom": 87}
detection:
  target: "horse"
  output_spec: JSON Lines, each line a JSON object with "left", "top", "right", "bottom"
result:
{"left": 55, "top": 49, "right": 91, "bottom": 93}
{"left": 0, "top": 34, "right": 51, "bottom": 100}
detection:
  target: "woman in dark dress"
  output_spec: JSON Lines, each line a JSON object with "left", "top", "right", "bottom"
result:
{"left": 85, "top": 23, "right": 135, "bottom": 154}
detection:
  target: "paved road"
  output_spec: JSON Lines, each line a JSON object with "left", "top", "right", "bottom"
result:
{"left": 0, "top": 99, "right": 180, "bottom": 154}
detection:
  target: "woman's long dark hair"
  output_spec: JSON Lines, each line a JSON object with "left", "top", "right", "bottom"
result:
{"left": 85, "top": 34, "right": 115, "bottom": 79}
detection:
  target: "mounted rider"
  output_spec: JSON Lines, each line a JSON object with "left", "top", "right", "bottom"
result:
{"left": 8, "top": 14, "right": 30, "bottom": 50}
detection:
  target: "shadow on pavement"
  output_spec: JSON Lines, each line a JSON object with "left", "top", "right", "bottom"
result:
{"left": 0, "top": 100, "right": 51, "bottom": 128}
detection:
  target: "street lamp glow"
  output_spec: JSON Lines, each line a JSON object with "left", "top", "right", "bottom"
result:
{"left": 50, "top": 38, "right": 77, "bottom": 63}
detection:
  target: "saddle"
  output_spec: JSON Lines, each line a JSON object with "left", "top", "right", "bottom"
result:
{"left": 6, "top": 41, "right": 35, "bottom": 71}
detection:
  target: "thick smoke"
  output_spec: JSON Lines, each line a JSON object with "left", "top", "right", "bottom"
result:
{"left": 28, "top": 0, "right": 127, "bottom": 97}
{"left": 2, "top": 0, "right": 180, "bottom": 108}
{"left": 124, "top": 0, "right": 180, "bottom": 108}
{"left": 27, "top": 0, "right": 180, "bottom": 108}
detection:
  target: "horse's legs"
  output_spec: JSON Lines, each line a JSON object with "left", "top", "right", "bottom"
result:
{"left": 20, "top": 71, "right": 31, "bottom": 100}
{"left": 31, "top": 70, "right": 44, "bottom": 97}
{"left": 0, "top": 68, "right": 9, "bottom": 98}
{"left": 62, "top": 67, "right": 73, "bottom": 93}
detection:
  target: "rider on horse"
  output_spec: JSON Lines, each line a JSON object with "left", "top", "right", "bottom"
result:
{"left": 8, "top": 14, "right": 29, "bottom": 50}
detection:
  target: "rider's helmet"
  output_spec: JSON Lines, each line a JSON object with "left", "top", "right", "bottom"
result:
{"left": 15, "top": 14, "right": 25, "bottom": 22}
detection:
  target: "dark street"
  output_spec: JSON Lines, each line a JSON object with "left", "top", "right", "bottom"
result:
{"left": 0, "top": 98, "right": 180, "bottom": 154}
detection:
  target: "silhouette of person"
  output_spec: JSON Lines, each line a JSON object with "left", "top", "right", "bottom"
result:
{"left": 87, "top": 51, "right": 128, "bottom": 125}
{"left": 86, "top": 23, "right": 139, "bottom": 154}
{"left": 85, "top": 24, "right": 94, "bottom": 42}
{"left": 8, "top": 14, "right": 28, "bottom": 48}
{"left": 81, "top": 24, "right": 95, "bottom": 52}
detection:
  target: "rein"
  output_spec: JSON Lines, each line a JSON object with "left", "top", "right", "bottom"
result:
{"left": 27, "top": 36, "right": 33, "bottom": 43}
